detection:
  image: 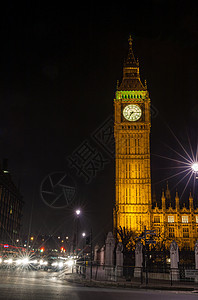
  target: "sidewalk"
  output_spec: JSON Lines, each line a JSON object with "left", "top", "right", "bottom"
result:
{"left": 62, "top": 273, "right": 198, "bottom": 292}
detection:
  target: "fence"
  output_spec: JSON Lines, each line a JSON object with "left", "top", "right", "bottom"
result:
{"left": 76, "top": 262, "right": 198, "bottom": 286}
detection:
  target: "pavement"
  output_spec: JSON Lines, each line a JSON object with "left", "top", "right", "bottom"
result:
{"left": 61, "top": 273, "right": 198, "bottom": 292}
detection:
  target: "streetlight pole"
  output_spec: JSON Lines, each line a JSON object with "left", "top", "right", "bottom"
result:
{"left": 137, "top": 227, "right": 156, "bottom": 285}
{"left": 82, "top": 232, "right": 86, "bottom": 274}
{"left": 82, "top": 232, "right": 86, "bottom": 257}
{"left": 75, "top": 209, "right": 81, "bottom": 256}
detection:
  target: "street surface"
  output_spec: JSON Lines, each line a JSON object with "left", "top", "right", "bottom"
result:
{"left": 0, "top": 269, "right": 197, "bottom": 300}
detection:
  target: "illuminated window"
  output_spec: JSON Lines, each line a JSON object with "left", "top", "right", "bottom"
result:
{"left": 168, "top": 216, "right": 174, "bottom": 223}
{"left": 196, "top": 216, "right": 198, "bottom": 223}
{"left": 169, "top": 227, "right": 174, "bottom": 238}
{"left": 183, "top": 227, "right": 189, "bottom": 238}
{"left": 154, "top": 216, "right": 160, "bottom": 223}
{"left": 182, "top": 216, "right": 188, "bottom": 223}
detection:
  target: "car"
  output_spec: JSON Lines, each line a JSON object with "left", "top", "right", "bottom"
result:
{"left": 44, "top": 255, "right": 65, "bottom": 272}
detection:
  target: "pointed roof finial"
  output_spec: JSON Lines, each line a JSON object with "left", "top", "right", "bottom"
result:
{"left": 175, "top": 188, "right": 180, "bottom": 209}
{"left": 189, "top": 189, "right": 193, "bottom": 199}
{"left": 118, "top": 36, "right": 146, "bottom": 91}
{"left": 165, "top": 181, "right": 171, "bottom": 200}
{"left": 124, "top": 35, "right": 137, "bottom": 67}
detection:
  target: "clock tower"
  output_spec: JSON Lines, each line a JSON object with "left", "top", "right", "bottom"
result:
{"left": 114, "top": 36, "right": 152, "bottom": 234}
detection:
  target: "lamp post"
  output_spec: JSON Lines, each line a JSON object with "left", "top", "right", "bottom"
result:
{"left": 82, "top": 232, "right": 86, "bottom": 263}
{"left": 75, "top": 209, "right": 81, "bottom": 256}
{"left": 82, "top": 232, "right": 86, "bottom": 251}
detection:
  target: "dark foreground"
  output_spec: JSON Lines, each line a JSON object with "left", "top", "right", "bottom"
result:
{"left": 0, "top": 269, "right": 197, "bottom": 300}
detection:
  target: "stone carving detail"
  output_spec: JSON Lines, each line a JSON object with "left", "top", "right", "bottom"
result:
{"left": 116, "top": 242, "right": 123, "bottom": 267}
{"left": 135, "top": 241, "right": 143, "bottom": 268}
{"left": 170, "top": 240, "right": 179, "bottom": 281}
{"left": 170, "top": 240, "right": 179, "bottom": 269}
{"left": 105, "top": 232, "right": 115, "bottom": 266}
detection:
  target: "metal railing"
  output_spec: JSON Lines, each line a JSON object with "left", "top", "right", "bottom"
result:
{"left": 75, "top": 262, "right": 198, "bottom": 287}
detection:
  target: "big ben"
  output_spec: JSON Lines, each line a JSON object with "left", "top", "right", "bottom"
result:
{"left": 114, "top": 36, "right": 152, "bottom": 234}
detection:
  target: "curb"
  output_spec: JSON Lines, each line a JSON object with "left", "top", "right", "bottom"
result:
{"left": 64, "top": 276, "right": 197, "bottom": 292}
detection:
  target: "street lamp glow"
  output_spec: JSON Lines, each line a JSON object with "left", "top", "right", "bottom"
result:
{"left": 192, "top": 162, "right": 198, "bottom": 172}
{"left": 82, "top": 232, "right": 86, "bottom": 237}
{"left": 75, "top": 209, "right": 81, "bottom": 216}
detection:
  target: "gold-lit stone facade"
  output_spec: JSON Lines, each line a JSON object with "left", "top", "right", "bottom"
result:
{"left": 113, "top": 37, "right": 198, "bottom": 249}
{"left": 152, "top": 187, "right": 198, "bottom": 249}
{"left": 114, "top": 36, "right": 152, "bottom": 234}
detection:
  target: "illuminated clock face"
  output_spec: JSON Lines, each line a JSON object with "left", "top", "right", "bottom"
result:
{"left": 123, "top": 104, "right": 142, "bottom": 121}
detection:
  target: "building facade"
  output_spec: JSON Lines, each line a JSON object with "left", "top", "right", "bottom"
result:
{"left": 113, "top": 37, "right": 198, "bottom": 249}
{"left": 152, "top": 185, "right": 198, "bottom": 249}
{"left": 0, "top": 161, "right": 23, "bottom": 244}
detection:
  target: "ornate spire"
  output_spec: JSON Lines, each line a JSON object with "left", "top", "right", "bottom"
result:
{"left": 117, "top": 36, "right": 146, "bottom": 91}
{"left": 165, "top": 181, "right": 171, "bottom": 200}
{"left": 124, "top": 35, "right": 138, "bottom": 68}
{"left": 189, "top": 189, "right": 193, "bottom": 210}
{"left": 161, "top": 188, "right": 166, "bottom": 210}
{"left": 175, "top": 189, "right": 179, "bottom": 210}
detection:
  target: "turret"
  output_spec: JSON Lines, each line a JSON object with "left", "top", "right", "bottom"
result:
{"left": 161, "top": 189, "right": 166, "bottom": 211}
{"left": 165, "top": 181, "right": 171, "bottom": 201}
{"left": 175, "top": 190, "right": 180, "bottom": 211}
{"left": 189, "top": 190, "right": 194, "bottom": 211}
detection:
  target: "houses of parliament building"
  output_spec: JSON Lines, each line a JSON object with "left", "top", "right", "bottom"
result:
{"left": 113, "top": 37, "right": 198, "bottom": 250}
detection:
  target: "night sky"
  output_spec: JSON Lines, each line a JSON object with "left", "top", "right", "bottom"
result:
{"left": 1, "top": 1, "right": 198, "bottom": 243}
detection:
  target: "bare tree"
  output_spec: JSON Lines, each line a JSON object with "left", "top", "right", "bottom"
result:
{"left": 116, "top": 226, "right": 136, "bottom": 265}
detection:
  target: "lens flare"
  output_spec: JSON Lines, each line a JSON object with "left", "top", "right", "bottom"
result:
{"left": 153, "top": 126, "right": 198, "bottom": 198}
{"left": 192, "top": 163, "right": 198, "bottom": 173}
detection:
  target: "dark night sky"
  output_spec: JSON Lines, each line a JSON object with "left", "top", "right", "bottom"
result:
{"left": 0, "top": 1, "right": 198, "bottom": 242}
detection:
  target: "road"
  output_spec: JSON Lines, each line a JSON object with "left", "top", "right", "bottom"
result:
{"left": 0, "top": 269, "right": 197, "bottom": 300}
